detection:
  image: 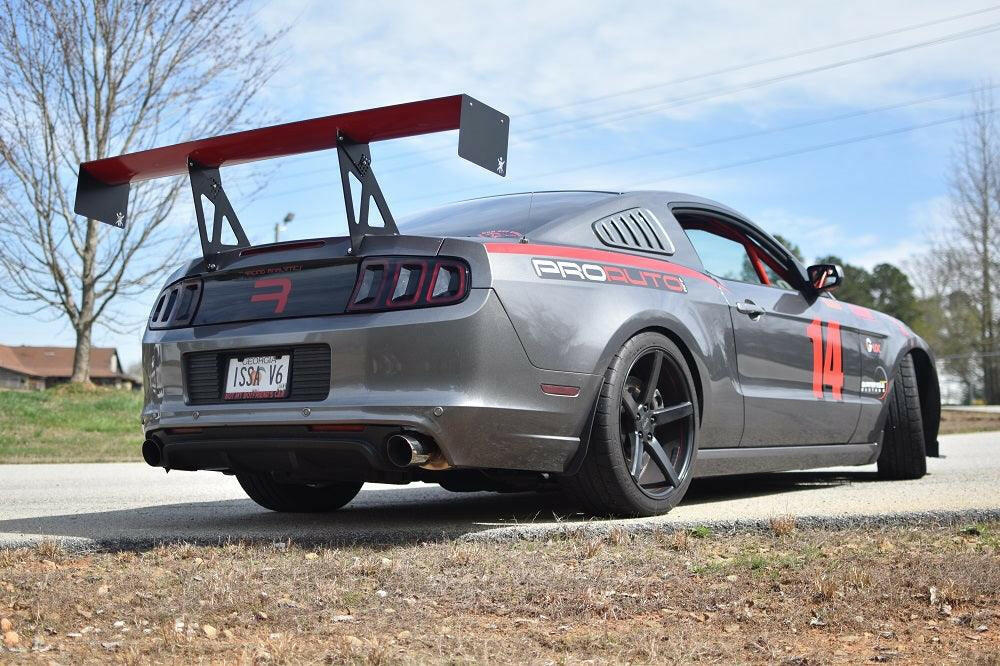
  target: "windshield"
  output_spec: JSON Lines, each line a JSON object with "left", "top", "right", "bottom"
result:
{"left": 398, "top": 191, "right": 616, "bottom": 238}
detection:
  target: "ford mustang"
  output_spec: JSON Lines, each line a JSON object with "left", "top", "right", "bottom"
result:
{"left": 75, "top": 95, "right": 940, "bottom": 517}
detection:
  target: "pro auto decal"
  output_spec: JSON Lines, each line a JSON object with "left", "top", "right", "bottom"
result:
{"left": 485, "top": 242, "right": 719, "bottom": 293}
{"left": 529, "top": 257, "right": 687, "bottom": 292}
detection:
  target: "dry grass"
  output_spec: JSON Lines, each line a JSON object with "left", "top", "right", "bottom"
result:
{"left": 1, "top": 524, "right": 999, "bottom": 664}
{"left": 769, "top": 514, "right": 797, "bottom": 537}
{"left": 940, "top": 408, "right": 1000, "bottom": 435}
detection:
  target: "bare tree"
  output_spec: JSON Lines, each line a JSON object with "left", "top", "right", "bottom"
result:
{"left": 916, "top": 87, "right": 1000, "bottom": 402}
{"left": 0, "top": 1, "right": 283, "bottom": 382}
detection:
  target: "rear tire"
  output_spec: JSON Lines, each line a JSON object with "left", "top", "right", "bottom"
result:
{"left": 561, "top": 332, "right": 698, "bottom": 517}
{"left": 237, "top": 473, "right": 363, "bottom": 512}
{"left": 877, "top": 354, "right": 927, "bottom": 480}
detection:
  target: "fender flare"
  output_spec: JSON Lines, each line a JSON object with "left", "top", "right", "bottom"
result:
{"left": 880, "top": 339, "right": 941, "bottom": 457}
{"left": 563, "top": 312, "right": 707, "bottom": 475}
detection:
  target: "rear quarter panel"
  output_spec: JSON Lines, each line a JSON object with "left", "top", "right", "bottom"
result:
{"left": 485, "top": 197, "right": 745, "bottom": 449}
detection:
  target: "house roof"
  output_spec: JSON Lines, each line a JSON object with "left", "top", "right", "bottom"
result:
{"left": 0, "top": 344, "right": 129, "bottom": 380}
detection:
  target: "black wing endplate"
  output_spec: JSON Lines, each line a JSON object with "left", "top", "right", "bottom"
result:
{"left": 74, "top": 94, "right": 509, "bottom": 258}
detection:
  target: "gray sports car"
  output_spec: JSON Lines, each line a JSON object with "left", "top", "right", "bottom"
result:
{"left": 75, "top": 95, "right": 940, "bottom": 517}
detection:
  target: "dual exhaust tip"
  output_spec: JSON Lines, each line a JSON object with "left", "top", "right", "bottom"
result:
{"left": 142, "top": 432, "right": 438, "bottom": 470}
{"left": 142, "top": 438, "right": 163, "bottom": 467}
{"left": 385, "top": 433, "right": 435, "bottom": 468}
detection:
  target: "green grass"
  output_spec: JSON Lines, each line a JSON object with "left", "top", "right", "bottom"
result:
{"left": 0, "top": 385, "right": 143, "bottom": 463}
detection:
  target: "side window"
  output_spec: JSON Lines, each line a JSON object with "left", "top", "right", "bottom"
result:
{"left": 746, "top": 236, "right": 795, "bottom": 290}
{"left": 760, "top": 263, "right": 793, "bottom": 290}
{"left": 679, "top": 213, "right": 798, "bottom": 289}
{"left": 683, "top": 228, "right": 761, "bottom": 284}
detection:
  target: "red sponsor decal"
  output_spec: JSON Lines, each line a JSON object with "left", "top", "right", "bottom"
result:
{"left": 886, "top": 315, "right": 911, "bottom": 337}
{"left": 807, "top": 318, "right": 844, "bottom": 401}
{"left": 848, "top": 303, "right": 875, "bottom": 320}
{"left": 250, "top": 277, "right": 291, "bottom": 313}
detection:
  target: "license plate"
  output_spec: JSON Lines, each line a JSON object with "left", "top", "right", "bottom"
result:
{"left": 223, "top": 354, "right": 290, "bottom": 400}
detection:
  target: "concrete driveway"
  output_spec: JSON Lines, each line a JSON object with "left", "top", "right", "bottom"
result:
{"left": 1, "top": 430, "right": 997, "bottom": 549}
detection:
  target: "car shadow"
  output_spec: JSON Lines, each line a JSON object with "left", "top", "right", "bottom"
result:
{"left": 682, "top": 469, "right": 880, "bottom": 506}
{"left": 0, "top": 469, "right": 879, "bottom": 549}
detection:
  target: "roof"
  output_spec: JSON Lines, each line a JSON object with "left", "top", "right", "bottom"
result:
{"left": 400, "top": 191, "right": 619, "bottom": 237}
{"left": 0, "top": 344, "right": 128, "bottom": 380}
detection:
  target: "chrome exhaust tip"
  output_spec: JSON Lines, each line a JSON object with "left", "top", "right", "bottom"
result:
{"left": 385, "top": 433, "right": 433, "bottom": 468}
{"left": 141, "top": 439, "right": 163, "bottom": 467}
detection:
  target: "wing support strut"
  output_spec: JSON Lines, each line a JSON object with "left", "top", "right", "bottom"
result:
{"left": 336, "top": 136, "right": 398, "bottom": 252}
{"left": 188, "top": 160, "right": 250, "bottom": 263}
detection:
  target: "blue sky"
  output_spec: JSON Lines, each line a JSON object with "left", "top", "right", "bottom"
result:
{"left": 4, "top": 0, "right": 1000, "bottom": 368}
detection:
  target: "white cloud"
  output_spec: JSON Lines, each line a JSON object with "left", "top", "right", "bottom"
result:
{"left": 258, "top": 0, "right": 1000, "bottom": 131}
{"left": 746, "top": 206, "right": 929, "bottom": 269}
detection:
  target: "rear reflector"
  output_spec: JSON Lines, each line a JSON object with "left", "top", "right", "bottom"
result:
{"left": 167, "top": 427, "right": 204, "bottom": 434}
{"left": 540, "top": 384, "right": 580, "bottom": 397}
{"left": 348, "top": 256, "right": 470, "bottom": 312}
{"left": 308, "top": 424, "right": 366, "bottom": 432}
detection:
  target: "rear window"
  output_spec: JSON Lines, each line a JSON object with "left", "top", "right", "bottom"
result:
{"left": 398, "top": 192, "right": 615, "bottom": 238}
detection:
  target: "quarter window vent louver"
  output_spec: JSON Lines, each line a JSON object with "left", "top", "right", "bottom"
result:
{"left": 592, "top": 208, "right": 675, "bottom": 256}
{"left": 149, "top": 280, "right": 202, "bottom": 329}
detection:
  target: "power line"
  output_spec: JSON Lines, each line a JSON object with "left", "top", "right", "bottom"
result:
{"left": 394, "top": 84, "right": 1000, "bottom": 205}
{"left": 390, "top": 111, "right": 993, "bottom": 208}
{"left": 364, "top": 13, "right": 1000, "bottom": 161}
{"left": 287, "top": 110, "right": 987, "bottom": 226}
{"left": 518, "top": 4, "right": 1000, "bottom": 118}
{"left": 255, "top": 15, "right": 1000, "bottom": 195}
{"left": 263, "top": 4, "right": 1000, "bottom": 174}
{"left": 249, "top": 83, "right": 996, "bottom": 208}
{"left": 630, "top": 111, "right": 994, "bottom": 187}
{"left": 510, "top": 21, "right": 1000, "bottom": 143}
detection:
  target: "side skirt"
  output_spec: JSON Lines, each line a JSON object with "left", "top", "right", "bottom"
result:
{"left": 694, "top": 443, "right": 880, "bottom": 478}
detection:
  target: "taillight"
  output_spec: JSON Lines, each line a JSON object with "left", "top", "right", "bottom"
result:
{"left": 149, "top": 279, "right": 202, "bottom": 329}
{"left": 348, "top": 257, "right": 469, "bottom": 312}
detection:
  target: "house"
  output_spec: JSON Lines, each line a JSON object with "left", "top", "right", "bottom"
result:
{"left": 0, "top": 344, "right": 138, "bottom": 390}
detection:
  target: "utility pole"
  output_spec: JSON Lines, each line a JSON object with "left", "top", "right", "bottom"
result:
{"left": 274, "top": 212, "right": 295, "bottom": 243}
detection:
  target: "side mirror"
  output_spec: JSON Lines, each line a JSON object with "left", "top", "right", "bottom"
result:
{"left": 807, "top": 263, "right": 844, "bottom": 292}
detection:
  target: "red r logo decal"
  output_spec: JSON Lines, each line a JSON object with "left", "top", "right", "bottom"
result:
{"left": 251, "top": 277, "right": 291, "bottom": 313}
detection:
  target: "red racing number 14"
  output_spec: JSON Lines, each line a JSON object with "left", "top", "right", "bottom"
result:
{"left": 806, "top": 319, "right": 843, "bottom": 401}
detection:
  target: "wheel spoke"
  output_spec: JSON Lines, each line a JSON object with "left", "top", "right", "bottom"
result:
{"left": 642, "top": 351, "right": 663, "bottom": 404}
{"left": 622, "top": 391, "right": 641, "bottom": 420}
{"left": 647, "top": 436, "right": 680, "bottom": 487}
{"left": 651, "top": 401, "right": 693, "bottom": 426}
{"left": 629, "top": 432, "right": 644, "bottom": 478}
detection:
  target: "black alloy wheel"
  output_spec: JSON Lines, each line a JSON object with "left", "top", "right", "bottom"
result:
{"left": 561, "top": 332, "right": 699, "bottom": 517}
{"left": 620, "top": 348, "right": 696, "bottom": 498}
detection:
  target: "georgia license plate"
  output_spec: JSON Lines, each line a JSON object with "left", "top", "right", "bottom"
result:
{"left": 223, "top": 354, "right": 290, "bottom": 400}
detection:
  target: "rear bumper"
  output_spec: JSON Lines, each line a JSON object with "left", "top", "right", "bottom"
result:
{"left": 142, "top": 289, "right": 600, "bottom": 474}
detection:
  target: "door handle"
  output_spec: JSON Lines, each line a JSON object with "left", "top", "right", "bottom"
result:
{"left": 736, "top": 300, "right": 765, "bottom": 319}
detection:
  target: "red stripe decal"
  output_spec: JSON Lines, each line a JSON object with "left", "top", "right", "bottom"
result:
{"left": 485, "top": 242, "right": 718, "bottom": 286}
{"left": 848, "top": 304, "right": 875, "bottom": 320}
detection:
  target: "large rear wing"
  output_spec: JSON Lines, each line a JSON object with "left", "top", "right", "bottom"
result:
{"left": 75, "top": 94, "right": 509, "bottom": 258}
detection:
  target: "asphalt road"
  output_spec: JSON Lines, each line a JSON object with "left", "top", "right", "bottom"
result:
{"left": 1, "top": 431, "right": 998, "bottom": 549}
